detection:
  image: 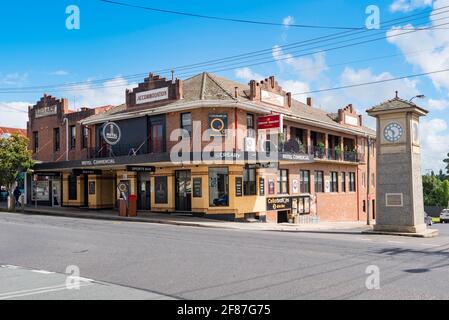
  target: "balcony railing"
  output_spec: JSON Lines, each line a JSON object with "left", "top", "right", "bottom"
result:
{"left": 280, "top": 143, "right": 363, "bottom": 163}
{"left": 88, "top": 144, "right": 149, "bottom": 159}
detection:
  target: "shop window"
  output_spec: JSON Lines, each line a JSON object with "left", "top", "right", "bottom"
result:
{"left": 330, "top": 171, "right": 339, "bottom": 192}
{"left": 278, "top": 169, "right": 289, "bottom": 194}
{"left": 300, "top": 170, "right": 310, "bottom": 193}
{"left": 82, "top": 126, "right": 89, "bottom": 149}
{"left": 33, "top": 131, "right": 39, "bottom": 153}
{"left": 341, "top": 172, "right": 346, "bottom": 192}
{"left": 54, "top": 128, "right": 60, "bottom": 152}
{"left": 243, "top": 167, "right": 256, "bottom": 196}
{"left": 294, "top": 196, "right": 311, "bottom": 215}
{"left": 70, "top": 125, "right": 76, "bottom": 149}
{"left": 246, "top": 113, "right": 255, "bottom": 138}
{"left": 68, "top": 174, "right": 77, "bottom": 200}
{"left": 209, "top": 168, "right": 229, "bottom": 207}
{"left": 315, "top": 170, "right": 324, "bottom": 193}
{"left": 181, "top": 112, "right": 192, "bottom": 138}
{"left": 349, "top": 172, "right": 356, "bottom": 192}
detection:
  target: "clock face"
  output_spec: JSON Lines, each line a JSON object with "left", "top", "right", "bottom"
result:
{"left": 383, "top": 122, "right": 404, "bottom": 143}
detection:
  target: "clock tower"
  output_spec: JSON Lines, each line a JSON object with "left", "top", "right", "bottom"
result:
{"left": 366, "top": 94, "right": 438, "bottom": 237}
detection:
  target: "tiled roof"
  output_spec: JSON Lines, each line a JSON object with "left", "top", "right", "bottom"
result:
{"left": 0, "top": 127, "right": 27, "bottom": 137}
{"left": 367, "top": 97, "right": 427, "bottom": 113}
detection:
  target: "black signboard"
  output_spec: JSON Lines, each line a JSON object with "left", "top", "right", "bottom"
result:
{"left": 35, "top": 172, "right": 61, "bottom": 177}
{"left": 154, "top": 176, "right": 168, "bottom": 204}
{"left": 267, "top": 197, "right": 292, "bottom": 211}
{"left": 193, "top": 178, "right": 202, "bottom": 198}
{"left": 235, "top": 177, "right": 243, "bottom": 197}
{"left": 73, "top": 169, "right": 102, "bottom": 176}
{"left": 259, "top": 177, "right": 265, "bottom": 196}
{"left": 209, "top": 113, "right": 228, "bottom": 136}
{"left": 126, "top": 165, "right": 156, "bottom": 173}
{"left": 88, "top": 181, "right": 96, "bottom": 195}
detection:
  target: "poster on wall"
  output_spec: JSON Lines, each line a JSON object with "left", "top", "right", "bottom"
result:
{"left": 32, "top": 181, "right": 50, "bottom": 201}
{"left": 209, "top": 114, "right": 228, "bottom": 136}
{"left": 259, "top": 177, "right": 265, "bottom": 196}
{"left": 193, "top": 178, "right": 202, "bottom": 198}
{"left": 292, "top": 179, "right": 299, "bottom": 194}
{"left": 268, "top": 179, "right": 275, "bottom": 195}
{"left": 235, "top": 177, "right": 243, "bottom": 197}
{"left": 154, "top": 176, "right": 168, "bottom": 204}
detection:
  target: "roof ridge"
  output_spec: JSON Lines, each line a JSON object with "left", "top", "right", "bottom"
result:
{"left": 205, "top": 72, "right": 236, "bottom": 99}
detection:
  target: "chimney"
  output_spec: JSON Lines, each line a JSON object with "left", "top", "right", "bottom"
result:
{"left": 234, "top": 86, "right": 239, "bottom": 99}
{"left": 249, "top": 80, "right": 257, "bottom": 101}
{"left": 306, "top": 97, "right": 313, "bottom": 107}
{"left": 171, "top": 70, "right": 175, "bottom": 84}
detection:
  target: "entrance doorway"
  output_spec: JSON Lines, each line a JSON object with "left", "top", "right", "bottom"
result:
{"left": 175, "top": 170, "right": 191, "bottom": 211}
{"left": 51, "top": 180, "right": 61, "bottom": 207}
{"left": 372, "top": 199, "right": 376, "bottom": 219}
{"left": 137, "top": 173, "right": 151, "bottom": 211}
{"left": 82, "top": 175, "right": 89, "bottom": 207}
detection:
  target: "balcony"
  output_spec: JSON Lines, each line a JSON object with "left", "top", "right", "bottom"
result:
{"left": 88, "top": 144, "right": 149, "bottom": 159}
{"left": 279, "top": 142, "right": 363, "bottom": 163}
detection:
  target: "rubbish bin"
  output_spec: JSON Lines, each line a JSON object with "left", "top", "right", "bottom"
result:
{"left": 128, "top": 195, "right": 137, "bottom": 217}
{"left": 118, "top": 198, "right": 127, "bottom": 217}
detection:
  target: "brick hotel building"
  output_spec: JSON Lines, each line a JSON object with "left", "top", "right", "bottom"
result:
{"left": 27, "top": 72, "right": 376, "bottom": 223}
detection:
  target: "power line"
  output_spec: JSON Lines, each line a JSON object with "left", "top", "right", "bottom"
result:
{"left": 291, "top": 68, "right": 449, "bottom": 96}
{"left": 98, "top": 0, "right": 364, "bottom": 30}
{"left": 0, "top": 5, "right": 445, "bottom": 93}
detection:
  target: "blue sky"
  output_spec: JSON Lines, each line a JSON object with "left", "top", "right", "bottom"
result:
{"left": 1, "top": 0, "right": 448, "bottom": 171}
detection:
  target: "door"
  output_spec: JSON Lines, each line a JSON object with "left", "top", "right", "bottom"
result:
{"left": 175, "top": 170, "right": 191, "bottom": 211}
{"left": 52, "top": 180, "right": 61, "bottom": 207}
{"left": 83, "top": 175, "right": 89, "bottom": 207}
{"left": 138, "top": 179, "right": 151, "bottom": 211}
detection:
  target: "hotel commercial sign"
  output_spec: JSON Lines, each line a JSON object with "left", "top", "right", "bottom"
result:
{"left": 261, "top": 90, "right": 284, "bottom": 107}
{"left": 135, "top": 87, "right": 169, "bottom": 105}
{"left": 35, "top": 105, "right": 57, "bottom": 118}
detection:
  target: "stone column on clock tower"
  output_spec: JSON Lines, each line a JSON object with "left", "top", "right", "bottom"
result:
{"left": 365, "top": 93, "right": 438, "bottom": 237}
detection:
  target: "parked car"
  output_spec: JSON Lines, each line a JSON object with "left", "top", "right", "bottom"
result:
{"left": 424, "top": 212, "right": 433, "bottom": 226}
{"left": 440, "top": 209, "right": 449, "bottom": 223}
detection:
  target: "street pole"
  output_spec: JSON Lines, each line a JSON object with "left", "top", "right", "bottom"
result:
{"left": 366, "top": 136, "right": 372, "bottom": 226}
{"left": 63, "top": 118, "right": 69, "bottom": 161}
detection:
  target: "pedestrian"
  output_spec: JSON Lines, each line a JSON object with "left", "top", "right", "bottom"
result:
{"left": 13, "top": 186, "right": 21, "bottom": 207}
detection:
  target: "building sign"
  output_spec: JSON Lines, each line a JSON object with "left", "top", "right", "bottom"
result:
{"left": 267, "top": 197, "right": 292, "bottom": 211}
{"left": 259, "top": 177, "right": 265, "bottom": 196}
{"left": 81, "top": 159, "right": 116, "bottom": 166}
{"left": 193, "top": 178, "right": 202, "bottom": 198}
{"left": 235, "top": 177, "right": 243, "bottom": 197}
{"left": 73, "top": 169, "right": 102, "bottom": 175}
{"left": 154, "top": 176, "right": 168, "bottom": 204}
{"left": 280, "top": 153, "right": 313, "bottom": 161}
{"left": 268, "top": 178, "right": 275, "bottom": 195}
{"left": 344, "top": 115, "right": 359, "bottom": 126}
{"left": 35, "top": 105, "right": 57, "bottom": 118}
{"left": 136, "top": 87, "right": 169, "bottom": 105}
{"left": 386, "top": 193, "right": 403, "bottom": 207}
{"left": 102, "top": 122, "right": 122, "bottom": 145}
{"left": 126, "top": 166, "right": 156, "bottom": 173}
{"left": 209, "top": 114, "right": 228, "bottom": 136}
{"left": 257, "top": 114, "right": 283, "bottom": 130}
{"left": 261, "top": 90, "right": 285, "bottom": 107}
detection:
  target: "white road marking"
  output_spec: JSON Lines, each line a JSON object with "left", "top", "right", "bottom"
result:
{"left": 359, "top": 238, "right": 373, "bottom": 241}
{"left": 387, "top": 241, "right": 405, "bottom": 244}
{"left": 0, "top": 283, "right": 92, "bottom": 300}
{"left": 31, "top": 270, "right": 55, "bottom": 274}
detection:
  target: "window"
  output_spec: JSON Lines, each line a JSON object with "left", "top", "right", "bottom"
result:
{"left": 315, "top": 171, "right": 324, "bottom": 193}
{"left": 296, "top": 196, "right": 311, "bottom": 215}
{"left": 278, "top": 169, "right": 289, "bottom": 194}
{"left": 330, "top": 171, "right": 339, "bottom": 192}
{"left": 33, "top": 131, "right": 39, "bottom": 153}
{"left": 243, "top": 167, "right": 256, "bottom": 196}
{"left": 246, "top": 113, "right": 255, "bottom": 138}
{"left": 68, "top": 174, "right": 77, "bottom": 200}
{"left": 363, "top": 200, "right": 366, "bottom": 212}
{"left": 371, "top": 173, "right": 375, "bottom": 187}
{"left": 349, "top": 172, "right": 356, "bottom": 192}
{"left": 53, "top": 128, "right": 60, "bottom": 152}
{"left": 362, "top": 172, "right": 366, "bottom": 188}
{"left": 299, "top": 170, "right": 310, "bottom": 193}
{"left": 341, "top": 172, "right": 346, "bottom": 192}
{"left": 82, "top": 126, "right": 89, "bottom": 149}
{"left": 70, "top": 125, "right": 76, "bottom": 149}
{"left": 209, "top": 168, "right": 229, "bottom": 207}
{"left": 181, "top": 113, "right": 192, "bottom": 138}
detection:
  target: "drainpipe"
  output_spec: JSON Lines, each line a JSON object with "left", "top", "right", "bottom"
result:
{"left": 63, "top": 118, "right": 69, "bottom": 161}
{"left": 366, "top": 135, "right": 372, "bottom": 226}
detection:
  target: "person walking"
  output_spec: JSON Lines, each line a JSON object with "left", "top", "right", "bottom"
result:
{"left": 13, "top": 186, "right": 21, "bottom": 207}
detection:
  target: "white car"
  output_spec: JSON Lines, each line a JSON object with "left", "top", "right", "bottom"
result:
{"left": 440, "top": 209, "right": 449, "bottom": 223}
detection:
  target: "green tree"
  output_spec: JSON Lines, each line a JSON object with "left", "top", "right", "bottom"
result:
{"left": 422, "top": 175, "right": 441, "bottom": 206}
{"left": 0, "top": 134, "right": 34, "bottom": 210}
{"left": 444, "top": 153, "right": 449, "bottom": 176}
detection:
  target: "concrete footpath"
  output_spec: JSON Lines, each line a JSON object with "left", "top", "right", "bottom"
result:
{"left": 0, "top": 204, "right": 372, "bottom": 233}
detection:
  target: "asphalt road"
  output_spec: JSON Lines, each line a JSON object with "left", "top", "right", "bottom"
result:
{"left": 1, "top": 212, "right": 449, "bottom": 300}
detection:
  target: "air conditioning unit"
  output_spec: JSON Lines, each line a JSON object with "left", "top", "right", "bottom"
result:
{"left": 244, "top": 137, "right": 256, "bottom": 152}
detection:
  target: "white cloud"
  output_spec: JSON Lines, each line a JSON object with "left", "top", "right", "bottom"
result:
{"left": 0, "top": 102, "right": 30, "bottom": 129}
{"left": 390, "top": 0, "right": 433, "bottom": 12}
{"left": 68, "top": 76, "right": 134, "bottom": 108}
{"left": 279, "top": 80, "right": 310, "bottom": 96}
{"left": 1, "top": 73, "right": 28, "bottom": 86}
{"left": 427, "top": 98, "right": 449, "bottom": 110}
{"left": 272, "top": 45, "right": 328, "bottom": 81}
{"left": 282, "top": 16, "right": 295, "bottom": 28}
{"left": 234, "top": 67, "right": 264, "bottom": 82}
{"left": 387, "top": 0, "right": 449, "bottom": 91}
{"left": 50, "top": 70, "right": 69, "bottom": 76}
{"left": 420, "top": 117, "right": 449, "bottom": 171}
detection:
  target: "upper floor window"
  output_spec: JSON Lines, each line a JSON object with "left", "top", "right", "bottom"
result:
{"left": 82, "top": 126, "right": 89, "bottom": 149}
{"left": 33, "top": 131, "right": 39, "bottom": 153}
{"left": 246, "top": 113, "right": 255, "bottom": 138}
{"left": 54, "top": 128, "right": 60, "bottom": 152}
{"left": 349, "top": 172, "right": 356, "bottom": 192}
{"left": 70, "top": 125, "right": 76, "bottom": 149}
{"left": 315, "top": 171, "right": 324, "bottom": 193}
{"left": 243, "top": 166, "right": 256, "bottom": 196}
{"left": 341, "top": 172, "right": 347, "bottom": 192}
{"left": 300, "top": 170, "right": 310, "bottom": 193}
{"left": 278, "top": 169, "right": 289, "bottom": 194}
{"left": 181, "top": 112, "right": 192, "bottom": 138}
{"left": 330, "top": 171, "right": 339, "bottom": 192}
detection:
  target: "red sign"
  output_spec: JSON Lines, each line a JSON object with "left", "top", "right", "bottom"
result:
{"left": 257, "top": 114, "right": 283, "bottom": 130}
